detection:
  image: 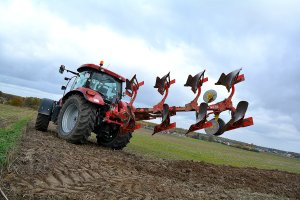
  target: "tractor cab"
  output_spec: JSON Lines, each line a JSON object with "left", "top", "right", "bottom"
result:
{"left": 88, "top": 71, "right": 122, "bottom": 102}
{"left": 60, "top": 62, "right": 125, "bottom": 104}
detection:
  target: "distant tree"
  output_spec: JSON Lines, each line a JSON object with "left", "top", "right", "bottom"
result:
{"left": 32, "top": 98, "right": 40, "bottom": 109}
{"left": 207, "top": 135, "right": 215, "bottom": 142}
{"left": 23, "top": 97, "right": 40, "bottom": 109}
{"left": 24, "top": 97, "right": 33, "bottom": 108}
{"left": 9, "top": 96, "right": 24, "bottom": 107}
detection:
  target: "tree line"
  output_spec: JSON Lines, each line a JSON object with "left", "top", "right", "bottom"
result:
{"left": 0, "top": 91, "right": 41, "bottom": 110}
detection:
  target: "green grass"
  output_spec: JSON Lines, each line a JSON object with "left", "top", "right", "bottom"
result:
{"left": 0, "top": 104, "right": 35, "bottom": 167}
{"left": 0, "top": 118, "right": 30, "bottom": 166}
{"left": 0, "top": 104, "right": 35, "bottom": 128}
{"left": 126, "top": 128, "right": 300, "bottom": 174}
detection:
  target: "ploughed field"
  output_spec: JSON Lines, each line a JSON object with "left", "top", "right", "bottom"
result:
{"left": 0, "top": 104, "right": 300, "bottom": 199}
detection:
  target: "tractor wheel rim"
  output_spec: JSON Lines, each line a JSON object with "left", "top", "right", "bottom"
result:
{"left": 62, "top": 103, "right": 79, "bottom": 134}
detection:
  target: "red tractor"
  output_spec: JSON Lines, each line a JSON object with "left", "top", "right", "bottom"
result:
{"left": 35, "top": 61, "right": 253, "bottom": 150}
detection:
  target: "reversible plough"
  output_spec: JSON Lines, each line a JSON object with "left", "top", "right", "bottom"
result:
{"left": 125, "top": 68, "right": 253, "bottom": 136}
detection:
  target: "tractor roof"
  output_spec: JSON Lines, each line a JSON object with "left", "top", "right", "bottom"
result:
{"left": 77, "top": 64, "right": 126, "bottom": 82}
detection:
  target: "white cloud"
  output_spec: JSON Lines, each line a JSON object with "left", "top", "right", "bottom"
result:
{"left": 0, "top": 82, "right": 61, "bottom": 100}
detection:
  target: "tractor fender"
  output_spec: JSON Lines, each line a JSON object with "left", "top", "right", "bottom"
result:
{"left": 62, "top": 88, "right": 105, "bottom": 106}
{"left": 38, "top": 98, "right": 55, "bottom": 116}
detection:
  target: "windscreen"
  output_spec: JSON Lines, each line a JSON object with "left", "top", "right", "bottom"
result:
{"left": 70, "top": 71, "right": 90, "bottom": 90}
{"left": 89, "top": 72, "right": 122, "bottom": 102}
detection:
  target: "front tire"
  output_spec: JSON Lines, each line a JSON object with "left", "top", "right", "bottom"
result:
{"left": 97, "top": 129, "right": 132, "bottom": 150}
{"left": 57, "top": 95, "right": 97, "bottom": 143}
{"left": 35, "top": 113, "right": 50, "bottom": 132}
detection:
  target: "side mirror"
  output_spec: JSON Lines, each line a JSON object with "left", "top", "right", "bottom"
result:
{"left": 61, "top": 86, "right": 67, "bottom": 90}
{"left": 59, "top": 65, "right": 65, "bottom": 74}
{"left": 64, "top": 77, "right": 70, "bottom": 81}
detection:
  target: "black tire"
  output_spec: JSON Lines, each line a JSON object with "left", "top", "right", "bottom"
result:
{"left": 97, "top": 131, "right": 132, "bottom": 150}
{"left": 57, "top": 94, "right": 97, "bottom": 144}
{"left": 35, "top": 113, "right": 50, "bottom": 132}
{"left": 213, "top": 118, "right": 225, "bottom": 136}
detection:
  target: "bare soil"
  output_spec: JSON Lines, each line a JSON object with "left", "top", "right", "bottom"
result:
{"left": 0, "top": 121, "right": 299, "bottom": 200}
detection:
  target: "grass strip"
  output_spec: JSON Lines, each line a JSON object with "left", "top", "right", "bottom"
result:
{"left": 127, "top": 129, "right": 300, "bottom": 174}
{"left": 0, "top": 118, "right": 30, "bottom": 167}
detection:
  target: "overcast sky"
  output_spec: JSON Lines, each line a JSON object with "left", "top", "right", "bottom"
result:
{"left": 0, "top": 0, "right": 299, "bottom": 153}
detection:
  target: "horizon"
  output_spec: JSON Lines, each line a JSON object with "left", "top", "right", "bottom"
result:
{"left": 0, "top": 86, "right": 299, "bottom": 154}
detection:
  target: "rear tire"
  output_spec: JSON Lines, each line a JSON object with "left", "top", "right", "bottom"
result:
{"left": 97, "top": 130, "right": 132, "bottom": 150}
{"left": 57, "top": 94, "right": 97, "bottom": 144}
{"left": 35, "top": 113, "right": 50, "bottom": 132}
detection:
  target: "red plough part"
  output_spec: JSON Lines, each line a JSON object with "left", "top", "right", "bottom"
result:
{"left": 128, "top": 68, "right": 253, "bottom": 136}
{"left": 186, "top": 103, "right": 212, "bottom": 134}
{"left": 152, "top": 73, "right": 176, "bottom": 134}
{"left": 183, "top": 71, "right": 212, "bottom": 134}
{"left": 204, "top": 68, "right": 254, "bottom": 135}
